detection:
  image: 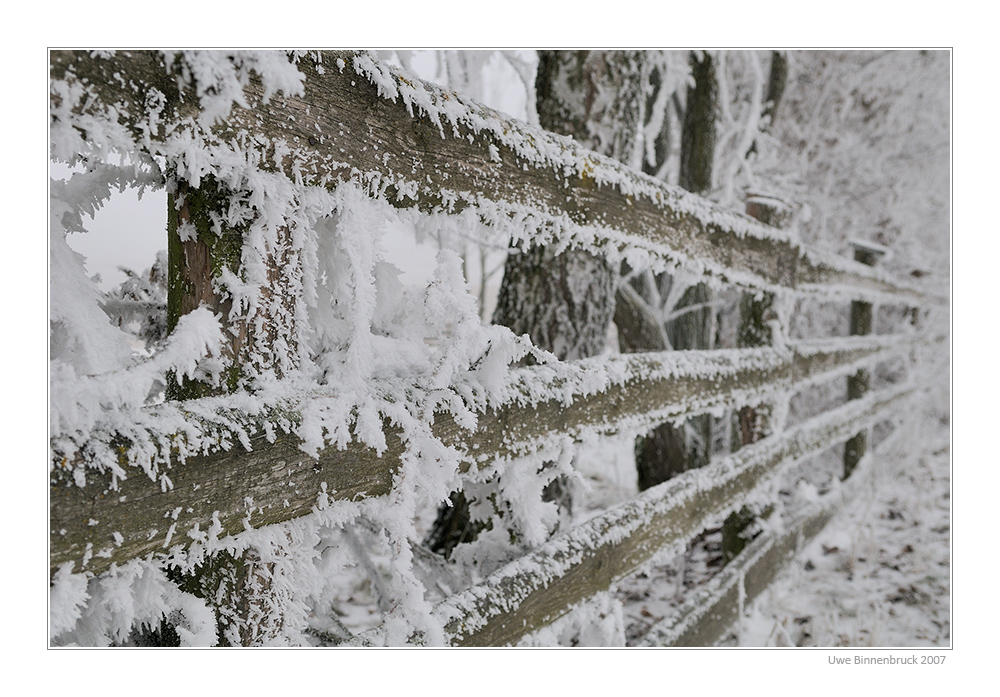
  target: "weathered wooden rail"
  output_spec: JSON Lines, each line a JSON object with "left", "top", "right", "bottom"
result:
{"left": 50, "top": 334, "right": 912, "bottom": 576}
{"left": 636, "top": 400, "right": 923, "bottom": 648}
{"left": 48, "top": 50, "right": 931, "bottom": 305}
{"left": 49, "top": 50, "right": 944, "bottom": 646}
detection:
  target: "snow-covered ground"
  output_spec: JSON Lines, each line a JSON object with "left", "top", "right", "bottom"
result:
{"left": 736, "top": 415, "right": 949, "bottom": 647}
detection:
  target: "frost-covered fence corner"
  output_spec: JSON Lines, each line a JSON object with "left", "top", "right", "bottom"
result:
{"left": 49, "top": 50, "right": 946, "bottom": 647}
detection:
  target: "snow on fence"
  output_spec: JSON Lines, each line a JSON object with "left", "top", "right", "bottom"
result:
{"left": 49, "top": 50, "right": 943, "bottom": 646}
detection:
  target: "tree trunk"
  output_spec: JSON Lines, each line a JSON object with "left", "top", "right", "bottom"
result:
{"left": 679, "top": 52, "right": 718, "bottom": 196}
{"left": 633, "top": 50, "right": 719, "bottom": 492}
{"left": 492, "top": 244, "right": 617, "bottom": 362}
{"left": 614, "top": 280, "right": 669, "bottom": 353}
{"left": 763, "top": 51, "right": 788, "bottom": 129}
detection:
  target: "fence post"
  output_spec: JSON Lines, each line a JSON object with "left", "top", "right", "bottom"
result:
{"left": 167, "top": 176, "right": 298, "bottom": 398}
{"left": 843, "top": 240, "right": 886, "bottom": 479}
{"left": 166, "top": 177, "right": 248, "bottom": 398}
{"left": 162, "top": 174, "right": 295, "bottom": 646}
{"left": 721, "top": 194, "right": 791, "bottom": 563}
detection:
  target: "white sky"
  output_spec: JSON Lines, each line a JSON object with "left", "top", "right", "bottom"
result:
{"left": 52, "top": 162, "right": 167, "bottom": 290}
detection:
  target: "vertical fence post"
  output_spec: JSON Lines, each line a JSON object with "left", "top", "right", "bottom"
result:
{"left": 843, "top": 240, "right": 886, "bottom": 479}
{"left": 163, "top": 174, "right": 295, "bottom": 646}
{"left": 721, "top": 194, "right": 791, "bottom": 563}
{"left": 166, "top": 177, "right": 249, "bottom": 399}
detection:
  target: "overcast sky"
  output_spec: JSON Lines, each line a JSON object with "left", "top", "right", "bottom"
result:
{"left": 53, "top": 162, "right": 167, "bottom": 290}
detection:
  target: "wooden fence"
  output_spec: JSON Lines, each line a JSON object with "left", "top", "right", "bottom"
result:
{"left": 49, "top": 50, "right": 945, "bottom": 646}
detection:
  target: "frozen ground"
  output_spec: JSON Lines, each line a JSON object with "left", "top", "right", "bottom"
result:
{"left": 734, "top": 411, "right": 950, "bottom": 647}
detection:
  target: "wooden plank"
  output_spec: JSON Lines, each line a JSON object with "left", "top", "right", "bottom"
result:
{"left": 50, "top": 420, "right": 402, "bottom": 576}
{"left": 635, "top": 496, "right": 834, "bottom": 647}
{"left": 741, "top": 524, "right": 804, "bottom": 606}
{"left": 49, "top": 50, "right": 933, "bottom": 305}
{"left": 50, "top": 336, "right": 909, "bottom": 576}
{"left": 426, "top": 384, "right": 913, "bottom": 646}
{"left": 635, "top": 525, "right": 790, "bottom": 647}
{"left": 669, "top": 580, "right": 742, "bottom": 647}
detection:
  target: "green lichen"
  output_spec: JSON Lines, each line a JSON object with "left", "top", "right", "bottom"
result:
{"left": 738, "top": 292, "right": 774, "bottom": 349}
{"left": 165, "top": 190, "right": 183, "bottom": 335}
{"left": 166, "top": 175, "right": 248, "bottom": 401}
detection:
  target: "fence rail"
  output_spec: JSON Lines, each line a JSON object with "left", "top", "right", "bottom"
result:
{"left": 50, "top": 334, "right": 916, "bottom": 576}
{"left": 49, "top": 50, "right": 943, "bottom": 646}
{"left": 49, "top": 50, "right": 936, "bottom": 306}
